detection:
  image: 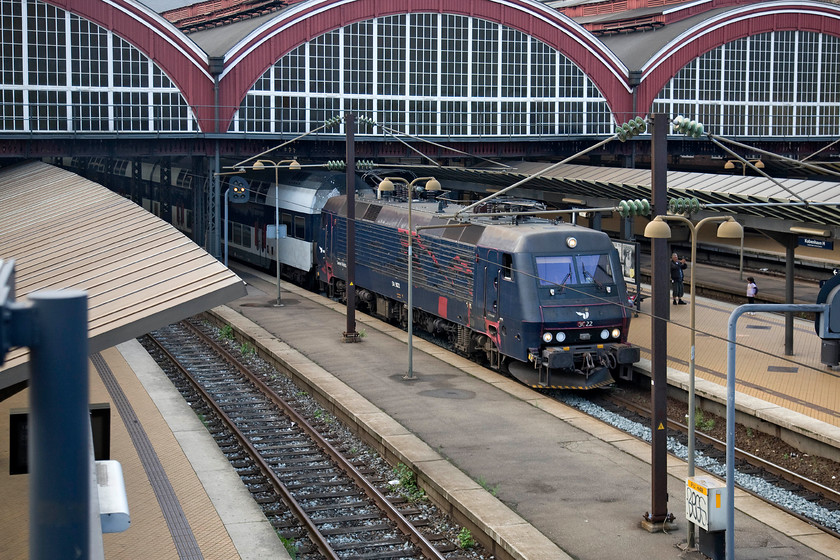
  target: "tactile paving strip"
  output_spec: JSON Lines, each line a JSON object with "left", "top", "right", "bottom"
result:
{"left": 91, "top": 352, "right": 204, "bottom": 560}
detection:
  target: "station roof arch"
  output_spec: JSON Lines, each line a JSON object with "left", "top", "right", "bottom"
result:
{"left": 53, "top": 0, "right": 214, "bottom": 127}
{"left": 632, "top": 1, "right": 840, "bottom": 111}
{"left": 0, "top": 161, "right": 246, "bottom": 400}
{"left": 190, "top": 0, "right": 634, "bottom": 127}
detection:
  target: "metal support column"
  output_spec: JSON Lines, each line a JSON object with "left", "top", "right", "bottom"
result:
{"left": 28, "top": 291, "right": 92, "bottom": 559}
{"left": 210, "top": 148, "right": 221, "bottom": 259}
{"left": 785, "top": 236, "right": 795, "bottom": 355}
{"left": 644, "top": 113, "right": 673, "bottom": 527}
{"left": 591, "top": 211, "right": 602, "bottom": 232}
{"left": 344, "top": 113, "right": 358, "bottom": 340}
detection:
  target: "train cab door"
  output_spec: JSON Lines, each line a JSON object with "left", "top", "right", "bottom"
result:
{"left": 478, "top": 249, "right": 503, "bottom": 368}
{"left": 481, "top": 250, "right": 500, "bottom": 322}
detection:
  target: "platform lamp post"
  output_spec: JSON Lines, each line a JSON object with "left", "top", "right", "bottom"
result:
{"left": 252, "top": 159, "right": 301, "bottom": 306}
{"left": 377, "top": 176, "right": 441, "bottom": 380}
{"left": 724, "top": 158, "right": 764, "bottom": 175}
{"left": 644, "top": 212, "right": 743, "bottom": 548}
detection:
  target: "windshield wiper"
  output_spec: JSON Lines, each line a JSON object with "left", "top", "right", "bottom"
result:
{"left": 556, "top": 271, "right": 572, "bottom": 293}
{"left": 582, "top": 264, "right": 603, "bottom": 290}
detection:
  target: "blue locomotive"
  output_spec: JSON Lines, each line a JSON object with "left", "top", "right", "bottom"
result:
{"left": 317, "top": 192, "right": 640, "bottom": 390}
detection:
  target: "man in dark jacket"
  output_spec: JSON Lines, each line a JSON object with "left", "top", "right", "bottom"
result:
{"left": 670, "top": 253, "right": 688, "bottom": 305}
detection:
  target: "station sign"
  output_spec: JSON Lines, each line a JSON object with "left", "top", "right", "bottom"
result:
{"left": 798, "top": 237, "right": 834, "bottom": 250}
{"left": 685, "top": 476, "right": 726, "bottom": 531}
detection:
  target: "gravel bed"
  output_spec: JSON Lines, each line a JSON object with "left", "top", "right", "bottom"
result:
{"left": 555, "top": 391, "right": 840, "bottom": 533}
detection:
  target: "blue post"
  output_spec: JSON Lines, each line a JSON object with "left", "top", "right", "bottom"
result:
{"left": 224, "top": 188, "right": 229, "bottom": 267}
{"left": 28, "top": 291, "right": 90, "bottom": 560}
{"left": 726, "top": 302, "right": 823, "bottom": 559}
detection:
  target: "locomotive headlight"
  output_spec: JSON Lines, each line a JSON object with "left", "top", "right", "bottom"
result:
{"left": 566, "top": 237, "right": 577, "bottom": 248}
{"left": 611, "top": 328, "right": 621, "bottom": 339}
{"left": 600, "top": 329, "right": 610, "bottom": 340}
{"left": 555, "top": 332, "right": 566, "bottom": 342}
{"left": 542, "top": 332, "right": 553, "bottom": 343}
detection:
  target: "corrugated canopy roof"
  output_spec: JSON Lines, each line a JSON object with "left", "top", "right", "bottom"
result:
{"left": 0, "top": 161, "right": 246, "bottom": 396}
{"left": 401, "top": 161, "right": 840, "bottom": 230}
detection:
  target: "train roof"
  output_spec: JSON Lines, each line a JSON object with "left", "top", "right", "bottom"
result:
{"left": 325, "top": 194, "right": 615, "bottom": 254}
{"left": 256, "top": 170, "right": 374, "bottom": 213}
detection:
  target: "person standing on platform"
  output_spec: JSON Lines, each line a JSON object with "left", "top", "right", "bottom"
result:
{"left": 746, "top": 277, "right": 758, "bottom": 304}
{"left": 670, "top": 253, "right": 688, "bottom": 305}
{"left": 746, "top": 276, "right": 758, "bottom": 314}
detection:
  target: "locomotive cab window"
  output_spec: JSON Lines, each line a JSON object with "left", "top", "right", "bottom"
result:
{"left": 535, "top": 254, "right": 613, "bottom": 287}
{"left": 576, "top": 254, "right": 613, "bottom": 285}
{"left": 536, "top": 256, "right": 574, "bottom": 286}
{"left": 502, "top": 253, "right": 513, "bottom": 280}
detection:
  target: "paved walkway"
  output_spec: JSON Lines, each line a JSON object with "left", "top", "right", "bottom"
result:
{"left": 630, "top": 259, "right": 840, "bottom": 429}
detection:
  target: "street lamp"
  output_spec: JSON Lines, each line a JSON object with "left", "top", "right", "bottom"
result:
{"left": 251, "top": 159, "right": 301, "bottom": 306}
{"left": 724, "top": 158, "right": 764, "bottom": 175}
{"left": 644, "top": 213, "right": 743, "bottom": 547}
{"left": 377, "top": 176, "right": 441, "bottom": 379}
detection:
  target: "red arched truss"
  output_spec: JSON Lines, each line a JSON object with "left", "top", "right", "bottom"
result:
{"left": 50, "top": 0, "right": 215, "bottom": 129}
{"left": 636, "top": 2, "right": 840, "bottom": 112}
{"left": 217, "top": 0, "right": 634, "bottom": 129}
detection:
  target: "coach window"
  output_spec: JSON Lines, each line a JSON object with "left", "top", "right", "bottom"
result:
{"left": 282, "top": 213, "right": 293, "bottom": 236}
{"left": 294, "top": 215, "right": 305, "bottom": 239}
{"left": 502, "top": 253, "right": 513, "bottom": 280}
{"left": 241, "top": 224, "right": 252, "bottom": 248}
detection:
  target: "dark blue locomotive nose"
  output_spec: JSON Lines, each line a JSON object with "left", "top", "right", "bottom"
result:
{"left": 501, "top": 229, "right": 639, "bottom": 390}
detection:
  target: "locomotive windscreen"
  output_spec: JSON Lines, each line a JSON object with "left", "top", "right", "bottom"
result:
{"left": 536, "top": 254, "right": 613, "bottom": 286}
{"left": 537, "top": 256, "right": 574, "bottom": 286}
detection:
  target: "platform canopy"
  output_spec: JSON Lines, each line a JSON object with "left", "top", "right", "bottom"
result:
{"left": 0, "top": 161, "right": 246, "bottom": 398}
{"left": 408, "top": 161, "right": 840, "bottom": 229}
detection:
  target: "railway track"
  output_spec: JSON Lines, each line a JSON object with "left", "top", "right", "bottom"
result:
{"left": 589, "top": 391, "right": 840, "bottom": 536}
{"left": 143, "top": 320, "right": 477, "bottom": 560}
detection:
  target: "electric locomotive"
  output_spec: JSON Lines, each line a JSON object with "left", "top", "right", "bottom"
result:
{"left": 318, "top": 193, "right": 640, "bottom": 390}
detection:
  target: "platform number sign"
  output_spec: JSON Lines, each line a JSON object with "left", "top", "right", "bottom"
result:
{"left": 685, "top": 477, "right": 725, "bottom": 531}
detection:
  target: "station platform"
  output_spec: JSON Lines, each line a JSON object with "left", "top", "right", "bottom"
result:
{"left": 632, "top": 259, "right": 840, "bottom": 431}
{"left": 0, "top": 342, "right": 291, "bottom": 559}
{"left": 3, "top": 257, "right": 839, "bottom": 559}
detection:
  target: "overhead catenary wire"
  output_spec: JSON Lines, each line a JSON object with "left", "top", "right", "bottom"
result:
{"left": 454, "top": 134, "right": 619, "bottom": 217}
{"left": 709, "top": 133, "right": 840, "bottom": 180}
{"left": 360, "top": 117, "right": 512, "bottom": 170}
{"left": 706, "top": 135, "right": 809, "bottom": 204}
